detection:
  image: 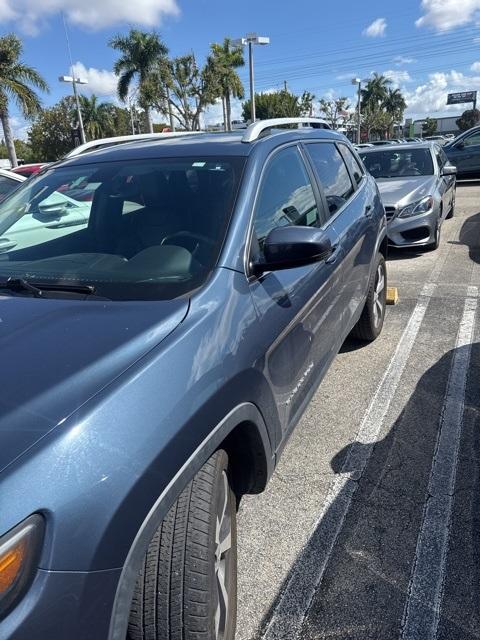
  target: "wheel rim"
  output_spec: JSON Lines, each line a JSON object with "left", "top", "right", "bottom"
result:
{"left": 214, "top": 471, "right": 232, "bottom": 640}
{"left": 373, "top": 264, "right": 385, "bottom": 327}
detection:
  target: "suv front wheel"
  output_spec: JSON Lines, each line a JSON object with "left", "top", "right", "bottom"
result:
{"left": 128, "top": 449, "right": 237, "bottom": 640}
{"left": 351, "top": 253, "right": 387, "bottom": 341}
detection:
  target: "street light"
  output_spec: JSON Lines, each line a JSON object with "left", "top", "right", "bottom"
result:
{"left": 351, "top": 78, "right": 362, "bottom": 145}
{"left": 59, "top": 75, "right": 88, "bottom": 145}
{"left": 233, "top": 33, "right": 270, "bottom": 123}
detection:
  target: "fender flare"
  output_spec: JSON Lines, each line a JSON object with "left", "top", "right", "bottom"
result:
{"left": 108, "top": 402, "right": 273, "bottom": 640}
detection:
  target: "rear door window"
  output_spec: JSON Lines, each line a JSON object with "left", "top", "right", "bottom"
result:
{"left": 304, "top": 143, "right": 355, "bottom": 219}
{"left": 339, "top": 145, "right": 364, "bottom": 186}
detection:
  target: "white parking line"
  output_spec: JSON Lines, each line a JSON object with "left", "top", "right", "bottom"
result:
{"left": 262, "top": 284, "right": 436, "bottom": 640}
{"left": 400, "top": 288, "right": 478, "bottom": 640}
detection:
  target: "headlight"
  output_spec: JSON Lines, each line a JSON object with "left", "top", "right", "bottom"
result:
{"left": 0, "top": 514, "right": 44, "bottom": 619}
{"left": 398, "top": 195, "right": 434, "bottom": 218}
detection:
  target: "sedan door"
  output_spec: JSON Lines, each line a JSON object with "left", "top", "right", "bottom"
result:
{"left": 248, "top": 144, "right": 344, "bottom": 440}
{"left": 445, "top": 130, "right": 480, "bottom": 176}
{"left": 435, "top": 146, "right": 455, "bottom": 215}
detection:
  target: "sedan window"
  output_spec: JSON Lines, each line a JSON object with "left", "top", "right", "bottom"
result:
{"left": 0, "top": 175, "right": 21, "bottom": 203}
{"left": 360, "top": 148, "right": 434, "bottom": 178}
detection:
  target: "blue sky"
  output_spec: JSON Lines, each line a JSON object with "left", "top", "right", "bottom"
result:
{"left": 3, "top": 0, "right": 480, "bottom": 134}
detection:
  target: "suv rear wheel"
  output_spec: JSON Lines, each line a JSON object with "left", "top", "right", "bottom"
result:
{"left": 128, "top": 449, "right": 237, "bottom": 640}
{"left": 351, "top": 253, "right": 386, "bottom": 342}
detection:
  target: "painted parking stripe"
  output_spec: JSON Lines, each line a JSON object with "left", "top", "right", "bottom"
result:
{"left": 262, "top": 284, "right": 436, "bottom": 640}
{"left": 400, "top": 288, "right": 478, "bottom": 640}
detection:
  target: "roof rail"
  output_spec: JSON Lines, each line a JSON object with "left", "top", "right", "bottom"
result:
{"left": 65, "top": 131, "right": 202, "bottom": 158}
{"left": 241, "top": 117, "right": 331, "bottom": 143}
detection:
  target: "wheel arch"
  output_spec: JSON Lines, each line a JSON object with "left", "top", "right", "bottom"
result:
{"left": 108, "top": 402, "right": 274, "bottom": 640}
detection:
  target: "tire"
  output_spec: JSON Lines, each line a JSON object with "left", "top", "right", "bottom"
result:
{"left": 446, "top": 188, "right": 455, "bottom": 219}
{"left": 351, "top": 253, "right": 387, "bottom": 342}
{"left": 426, "top": 220, "right": 441, "bottom": 251}
{"left": 128, "top": 450, "right": 237, "bottom": 640}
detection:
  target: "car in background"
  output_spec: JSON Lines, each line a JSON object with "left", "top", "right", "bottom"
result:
{"left": 11, "top": 163, "right": 48, "bottom": 178}
{"left": 0, "top": 118, "right": 388, "bottom": 640}
{"left": 0, "top": 168, "right": 24, "bottom": 203}
{"left": 369, "top": 140, "right": 395, "bottom": 146}
{"left": 405, "top": 137, "right": 423, "bottom": 143}
{"left": 359, "top": 142, "right": 456, "bottom": 250}
{"left": 355, "top": 143, "right": 374, "bottom": 149}
{"left": 423, "top": 135, "right": 448, "bottom": 144}
{"left": 444, "top": 125, "right": 480, "bottom": 178}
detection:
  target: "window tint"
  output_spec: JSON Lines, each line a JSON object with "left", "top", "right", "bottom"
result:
{"left": 435, "top": 147, "right": 446, "bottom": 171}
{"left": 0, "top": 176, "right": 20, "bottom": 203}
{"left": 305, "top": 143, "right": 354, "bottom": 218}
{"left": 341, "top": 146, "right": 364, "bottom": 185}
{"left": 254, "top": 147, "right": 319, "bottom": 256}
{"left": 463, "top": 132, "right": 480, "bottom": 147}
{"left": 359, "top": 148, "right": 434, "bottom": 178}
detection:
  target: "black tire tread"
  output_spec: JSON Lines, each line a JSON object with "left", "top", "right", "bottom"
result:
{"left": 351, "top": 253, "right": 386, "bottom": 342}
{"left": 128, "top": 450, "right": 235, "bottom": 640}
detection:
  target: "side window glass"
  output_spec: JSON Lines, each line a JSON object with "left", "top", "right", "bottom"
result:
{"left": 306, "top": 143, "right": 355, "bottom": 218}
{"left": 341, "top": 146, "right": 364, "bottom": 185}
{"left": 253, "top": 147, "right": 319, "bottom": 257}
{"left": 435, "top": 149, "right": 445, "bottom": 171}
{"left": 463, "top": 132, "right": 480, "bottom": 147}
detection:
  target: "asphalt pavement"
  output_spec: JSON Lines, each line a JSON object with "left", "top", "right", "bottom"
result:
{"left": 236, "top": 182, "right": 480, "bottom": 640}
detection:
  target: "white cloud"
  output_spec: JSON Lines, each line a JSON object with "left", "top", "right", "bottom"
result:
{"left": 416, "top": 0, "right": 480, "bottom": 32}
{"left": 336, "top": 72, "right": 357, "bottom": 81}
{"left": 404, "top": 70, "right": 480, "bottom": 117}
{"left": 72, "top": 62, "right": 118, "bottom": 99}
{"left": 363, "top": 18, "right": 387, "bottom": 38}
{"left": 384, "top": 69, "right": 412, "bottom": 86}
{"left": 471, "top": 61, "right": 480, "bottom": 71}
{"left": 9, "top": 116, "right": 29, "bottom": 141}
{"left": 393, "top": 56, "right": 416, "bottom": 65}
{"left": 0, "top": 0, "right": 179, "bottom": 34}
{"left": 203, "top": 97, "right": 243, "bottom": 127}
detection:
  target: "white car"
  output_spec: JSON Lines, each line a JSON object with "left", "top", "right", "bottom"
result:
{"left": 0, "top": 169, "right": 92, "bottom": 254}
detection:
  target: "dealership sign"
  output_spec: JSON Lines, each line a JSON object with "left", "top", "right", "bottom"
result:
{"left": 447, "top": 91, "right": 477, "bottom": 105}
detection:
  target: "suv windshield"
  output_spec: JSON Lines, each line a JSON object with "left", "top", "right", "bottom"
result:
{"left": 360, "top": 148, "right": 434, "bottom": 178}
{"left": 0, "top": 156, "right": 245, "bottom": 300}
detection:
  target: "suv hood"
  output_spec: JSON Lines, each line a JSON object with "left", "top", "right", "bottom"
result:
{"left": 0, "top": 296, "right": 188, "bottom": 473}
{"left": 376, "top": 176, "right": 437, "bottom": 208}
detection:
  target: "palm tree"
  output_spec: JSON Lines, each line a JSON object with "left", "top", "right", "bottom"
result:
{"left": 361, "top": 73, "right": 391, "bottom": 111}
{"left": 208, "top": 38, "right": 244, "bottom": 131}
{"left": 384, "top": 88, "right": 407, "bottom": 138}
{"left": 109, "top": 29, "right": 169, "bottom": 134}
{"left": 79, "top": 95, "right": 114, "bottom": 140}
{"left": 0, "top": 34, "right": 49, "bottom": 167}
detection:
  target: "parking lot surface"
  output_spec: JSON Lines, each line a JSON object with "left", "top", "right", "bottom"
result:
{"left": 236, "top": 183, "right": 480, "bottom": 640}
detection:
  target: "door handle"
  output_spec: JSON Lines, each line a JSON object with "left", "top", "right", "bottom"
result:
{"left": 365, "top": 204, "right": 373, "bottom": 218}
{"left": 326, "top": 244, "right": 341, "bottom": 264}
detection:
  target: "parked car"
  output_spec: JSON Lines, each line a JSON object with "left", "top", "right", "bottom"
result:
{"left": 359, "top": 142, "right": 456, "bottom": 250}
{"left": 444, "top": 125, "right": 480, "bottom": 178}
{"left": 11, "top": 163, "right": 48, "bottom": 178}
{"left": 0, "top": 118, "right": 387, "bottom": 640}
{"left": 355, "top": 143, "right": 374, "bottom": 149}
{"left": 423, "top": 135, "right": 448, "bottom": 144}
{"left": 0, "top": 168, "right": 24, "bottom": 203}
{"left": 369, "top": 140, "right": 394, "bottom": 146}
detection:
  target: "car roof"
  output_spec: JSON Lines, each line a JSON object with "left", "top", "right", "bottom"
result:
{"left": 358, "top": 141, "right": 436, "bottom": 153}
{"left": 57, "top": 127, "right": 346, "bottom": 168}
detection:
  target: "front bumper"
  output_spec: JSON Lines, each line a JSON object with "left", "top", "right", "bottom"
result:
{"left": 386, "top": 206, "right": 439, "bottom": 248}
{"left": 1, "top": 566, "right": 121, "bottom": 640}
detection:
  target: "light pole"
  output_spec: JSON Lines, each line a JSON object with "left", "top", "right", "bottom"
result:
{"left": 352, "top": 77, "right": 362, "bottom": 144}
{"left": 59, "top": 75, "right": 88, "bottom": 145}
{"left": 233, "top": 33, "right": 270, "bottom": 123}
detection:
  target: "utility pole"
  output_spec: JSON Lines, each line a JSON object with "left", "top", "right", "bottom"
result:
{"left": 61, "top": 13, "right": 86, "bottom": 145}
{"left": 284, "top": 80, "right": 288, "bottom": 92}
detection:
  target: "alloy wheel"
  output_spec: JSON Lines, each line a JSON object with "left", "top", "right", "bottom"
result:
{"left": 373, "top": 263, "right": 385, "bottom": 327}
{"left": 214, "top": 471, "right": 232, "bottom": 640}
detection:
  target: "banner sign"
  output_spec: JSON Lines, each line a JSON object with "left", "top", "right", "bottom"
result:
{"left": 447, "top": 91, "right": 477, "bottom": 105}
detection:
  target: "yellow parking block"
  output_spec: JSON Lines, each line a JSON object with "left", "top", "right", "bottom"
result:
{"left": 386, "top": 287, "right": 399, "bottom": 305}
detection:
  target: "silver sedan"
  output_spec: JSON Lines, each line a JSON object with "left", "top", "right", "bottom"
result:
{"left": 359, "top": 142, "right": 456, "bottom": 250}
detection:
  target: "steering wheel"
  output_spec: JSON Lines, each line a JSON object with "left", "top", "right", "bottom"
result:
{"left": 161, "top": 232, "right": 216, "bottom": 262}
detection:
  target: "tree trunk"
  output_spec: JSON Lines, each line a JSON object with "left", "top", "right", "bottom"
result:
{"left": 166, "top": 87, "right": 175, "bottom": 132}
{"left": 145, "top": 106, "right": 154, "bottom": 133}
{"left": 225, "top": 91, "right": 232, "bottom": 132}
{"left": 0, "top": 110, "right": 18, "bottom": 168}
{"left": 222, "top": 97, "right": 227, "bottom": 132}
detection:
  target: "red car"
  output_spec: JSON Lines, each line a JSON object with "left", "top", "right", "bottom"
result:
{"left": 11, "top": 163, "right": 48, "bottom": 178}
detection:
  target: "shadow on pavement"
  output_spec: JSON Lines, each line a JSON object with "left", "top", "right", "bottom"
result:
{"left": 258, "top": 342, "right": 480, "bottom": 640}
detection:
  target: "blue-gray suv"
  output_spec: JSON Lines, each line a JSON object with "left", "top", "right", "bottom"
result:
{"left": 0, "top": 119, "right": 387, "bottom": 640}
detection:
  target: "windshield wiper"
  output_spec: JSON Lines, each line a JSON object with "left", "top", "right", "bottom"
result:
{"left": 0, "top": 277, "right": 96, "bottom": 297}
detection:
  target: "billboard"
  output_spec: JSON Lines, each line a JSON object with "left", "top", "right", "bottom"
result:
{"left": 447, "top": 91, "right": 477, "bottom": 105}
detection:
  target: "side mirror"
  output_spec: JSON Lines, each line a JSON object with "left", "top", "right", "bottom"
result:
{"left": 252, "top": 226, "right": 333, "bottom": 276}
{"left": 442, "top": 164, "right": 457, "bottom": 176}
